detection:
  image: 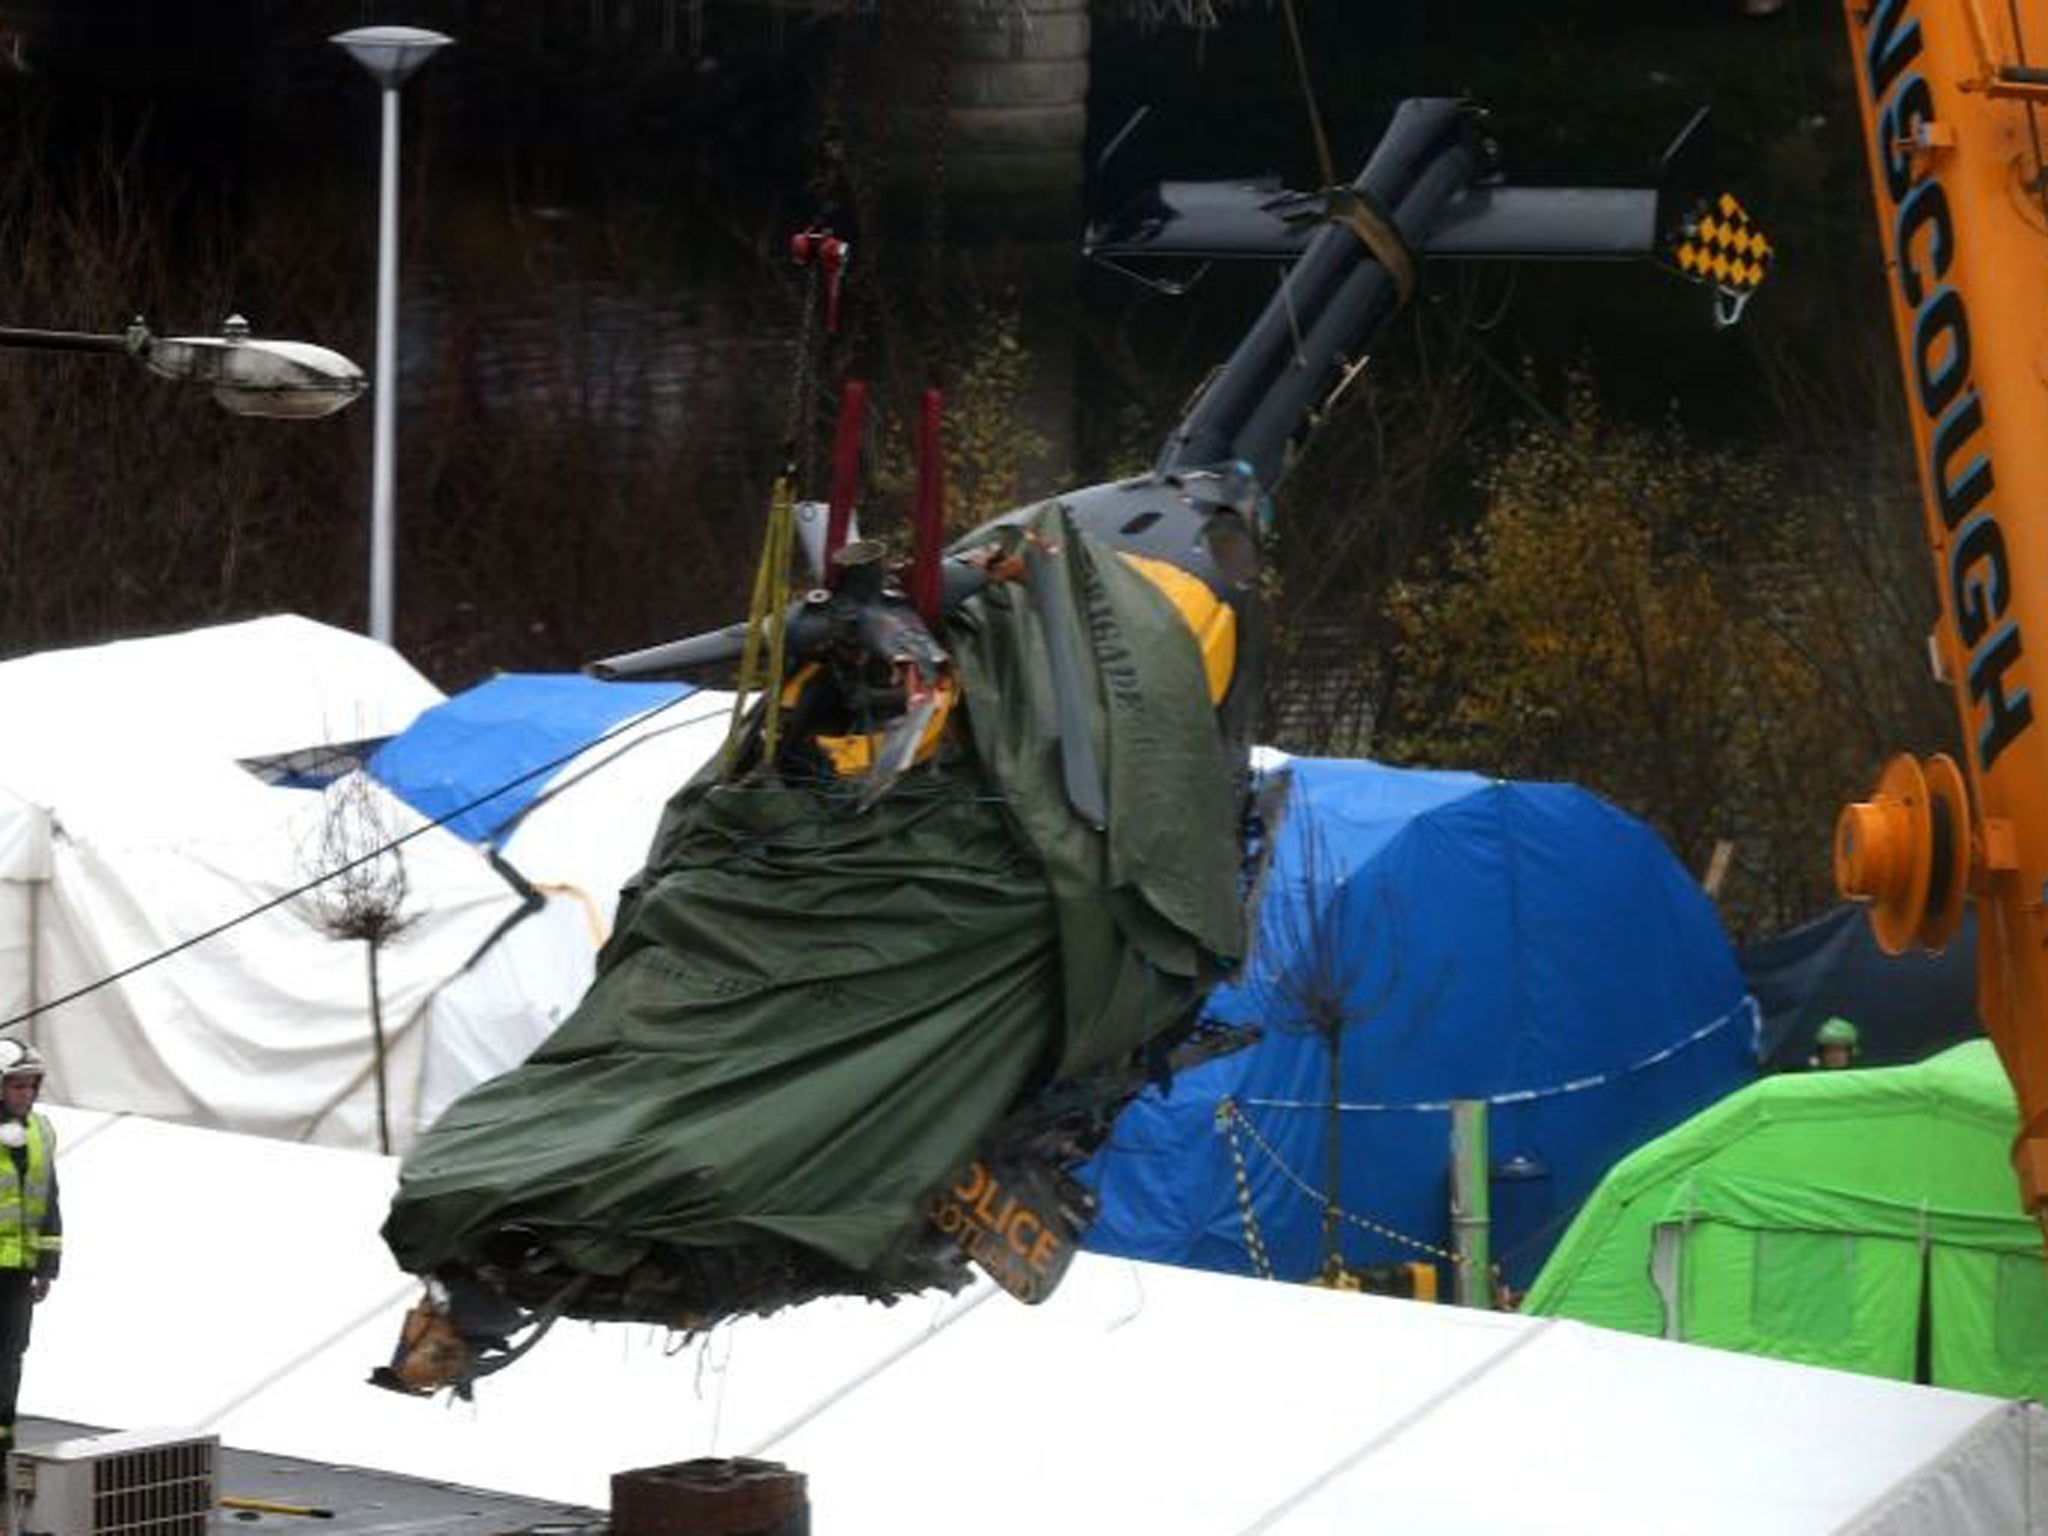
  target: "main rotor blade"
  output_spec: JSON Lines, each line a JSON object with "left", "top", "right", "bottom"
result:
{"left": 1023, "top": 539, "right": 1108, "bottom": 832}
{"left": 585, "top": 623, "right": 753, "bottom": 680}
{"left": 855, "top": 693, "right": 942, "bottom": 815}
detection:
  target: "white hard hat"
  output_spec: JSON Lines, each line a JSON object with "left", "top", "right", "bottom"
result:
{"left": 0, "top": 1039, "right": 47, "bottom": 1079}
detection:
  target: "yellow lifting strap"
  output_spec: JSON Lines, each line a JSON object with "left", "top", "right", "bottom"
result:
{"left": 1329, "top": 188, "right": 1416, "bottom": 307}
{"left": 721, "top": 472, "right": 799, "bottom": 777}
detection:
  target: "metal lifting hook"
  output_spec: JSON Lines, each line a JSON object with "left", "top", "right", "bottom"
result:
{"left": 1713, "top": 284, "right": 1754, "bottom": 329}
{"left": 790, "top": 227, "right": 852, "bottom": 335}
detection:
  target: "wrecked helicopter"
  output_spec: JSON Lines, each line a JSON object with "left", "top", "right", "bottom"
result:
{"left": 371, "top": 94, "right": 1769, "bottom": 1398}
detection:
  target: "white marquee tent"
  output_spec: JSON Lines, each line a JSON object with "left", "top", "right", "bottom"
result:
{"left": 0, "top": 617, "right": 602, "bottom": 1150}
{"left": 393, "top": 683, "right": 735, "bottom": 1128}
{"left": 26, "top": 1103, "right": 2046, "bottom": 1535}
{"left": 0, "top": 783, "right": 49, "bottom": 1025}
{"left": 349, "top": 673, "right": 737, "bottom": 1120}
{"left": 456, "top": 688, "right": 736, "bottom": 949}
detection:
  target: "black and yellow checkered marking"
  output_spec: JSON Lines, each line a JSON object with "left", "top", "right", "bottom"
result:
{"left": 1669, "top": 191, "right": 1774, "bottom": 293}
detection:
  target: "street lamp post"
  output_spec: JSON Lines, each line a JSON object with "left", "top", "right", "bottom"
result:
{"left": 0, "top": 316, "right": 367, "bottom": 418}
{"left": 332, "top": 24, "right": 452, "bottom": 650}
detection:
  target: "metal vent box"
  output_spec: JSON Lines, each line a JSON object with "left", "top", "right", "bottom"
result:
{"left": 9, "top": 1428, "right": 217, "bottom": 1536}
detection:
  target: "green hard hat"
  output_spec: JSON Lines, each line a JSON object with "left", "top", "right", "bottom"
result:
{"left": 1815, "top": 1017, "right": 1861, "bottom": 1048}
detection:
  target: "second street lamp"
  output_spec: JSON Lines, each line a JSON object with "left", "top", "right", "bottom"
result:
{"left": 333, "top": 23, "right": 453, "bottom": 651}
{"left": 0, "top": 315, "right": 367, "bottom": 418}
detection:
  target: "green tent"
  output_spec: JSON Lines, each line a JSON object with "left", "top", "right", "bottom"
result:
{"left": 1523, "top": 1040, "right": 2048, "bottom": 1399}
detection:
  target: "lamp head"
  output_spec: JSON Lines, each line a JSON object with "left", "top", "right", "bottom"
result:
{"left": 331, "top": 25, "right": 452, "bottom": 88}
{"left": 140, "top": 317, "right": 368, "bottom": 419}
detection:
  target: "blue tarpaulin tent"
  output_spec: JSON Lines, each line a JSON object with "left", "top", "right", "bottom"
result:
{"left": 1739, "top": 902, "right": 1980, "bottom": 1072}
{"left": 1084, "top": 757, "right": 1757, "bottom": 1290}
{"left": 370, "top": 673, "right": 693, "bottom": 844}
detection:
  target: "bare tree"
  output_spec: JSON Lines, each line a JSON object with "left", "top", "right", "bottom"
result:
{"left": 1238, "top": 772, "right": 1427, "bottom": 1279}
{"left": 299, "top": 771, "right": 416, "bottom": 1153}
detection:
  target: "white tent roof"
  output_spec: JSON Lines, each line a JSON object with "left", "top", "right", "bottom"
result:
{"left": 0, "top": 618, "right": 590, "bottom": 1150}
{"left": 27, "top": 1104, "right": 2043, "bottom": 1534}
{"left": 0, "top": 614, "right": 441, "bottom": 784}
{"left": 0, "top": 785, "right": 50, "bottom": 1023}
{"left": 0, "top": 783, "right": 48, "bottom": 884}
{"left": 495, "top": 689, "right": 734, "bottom": 946}
{"left": 394, "top": 684, "right": 734, "bottom": 1124}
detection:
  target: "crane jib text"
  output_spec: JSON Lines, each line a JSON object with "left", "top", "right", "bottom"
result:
{"left": 1863, "top": 0, "right": 2035, "bottom": 772}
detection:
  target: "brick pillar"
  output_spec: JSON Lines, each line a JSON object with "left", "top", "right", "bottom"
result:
{"left": 611, "top": 1458, "right": 809, "bottom": 1536}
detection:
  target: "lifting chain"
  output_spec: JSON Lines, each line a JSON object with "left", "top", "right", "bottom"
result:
{"left": 782, "top": 257, "right": 825, "bottom": 489}
{"left": 1278, "top": 0, "right": 1334, "bottom": 191}
{"left": 921, "top": 0, "right": 953, "bottom": 387}
{"left": 722, "top": 232, "right": 829, "bottom": 781}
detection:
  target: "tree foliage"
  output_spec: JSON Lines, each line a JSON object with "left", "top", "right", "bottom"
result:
{"left": 1257, "top": 300, "right": 1488, "bottom": 756}
{"left": 1377, "top": 379, "right": 1947, "bottom": 939}
{"left": 863, "top": 295, "right": 1052, "bottom": 540}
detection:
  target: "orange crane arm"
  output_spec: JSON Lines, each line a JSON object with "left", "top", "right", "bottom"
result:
{"left": 1834, "top": 0, "right": 2048, "bottom": 1216}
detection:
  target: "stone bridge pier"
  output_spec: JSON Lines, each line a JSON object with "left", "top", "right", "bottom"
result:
{"left": 854, "top": 1, "right": 1095, "bottom": 489}
{"left": 933, "top": 0, "right": 1091, "bottom": 232}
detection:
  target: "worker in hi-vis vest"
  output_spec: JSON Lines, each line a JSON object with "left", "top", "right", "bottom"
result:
{"left": 0, "top": 1039, "right": 59, "bottom": 1498}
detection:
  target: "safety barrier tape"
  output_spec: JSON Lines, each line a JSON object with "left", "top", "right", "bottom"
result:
{"left": 1216, "top": 1098, "right": 1276, "bottom": 1279}
{"left": 1216, "top": 1096, "right": 1469, "bottom": 1268}
{"left": 1241, "top": 995, "right": 1759, "bottom": 1116}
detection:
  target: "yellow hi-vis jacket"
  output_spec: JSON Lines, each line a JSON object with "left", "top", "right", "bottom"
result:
{"left": 0, "top": 1114, "right": 59, "bottom": 1272}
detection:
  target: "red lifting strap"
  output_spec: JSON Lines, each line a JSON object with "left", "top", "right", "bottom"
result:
{"left": 823, "top": 380, "right": 867, "bottom": 584}
{"left": 910, "top": 388, "right": 945, "bottom": 623}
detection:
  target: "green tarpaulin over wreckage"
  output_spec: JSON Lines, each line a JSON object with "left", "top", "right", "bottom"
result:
{"left": 382, "top": 503, "right": 1246, "bottom": 1324}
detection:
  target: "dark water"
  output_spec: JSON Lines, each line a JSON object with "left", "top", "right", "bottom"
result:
{"left": 0, "top": 1, "right": 1882, "bottom": 690}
